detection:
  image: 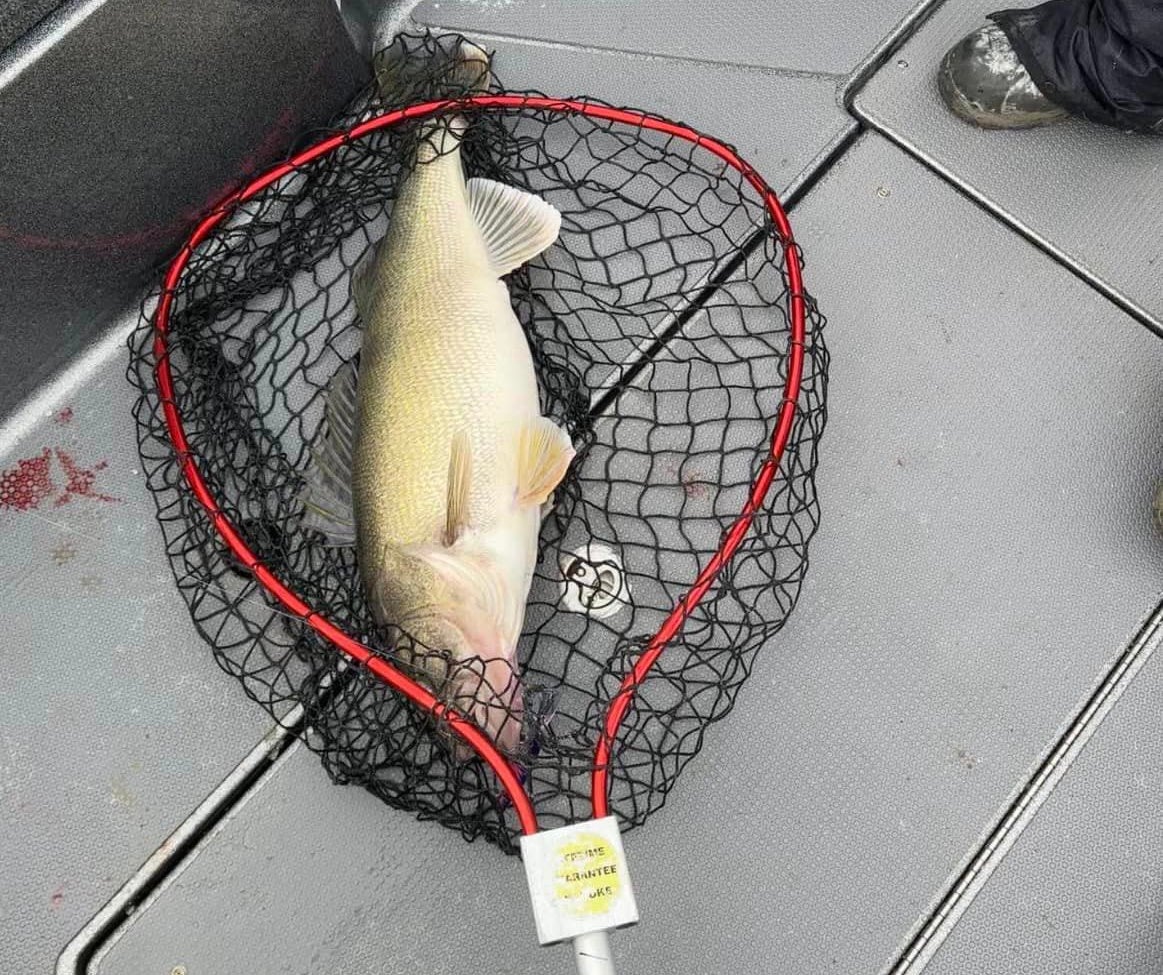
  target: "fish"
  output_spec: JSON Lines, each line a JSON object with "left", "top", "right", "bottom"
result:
{"left": 300, "top": 42, "right": 574, "bottom": 757}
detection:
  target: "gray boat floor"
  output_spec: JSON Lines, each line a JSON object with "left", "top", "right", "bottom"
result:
{"left": 3, "top": 1, "right": 1162, "bottom": 973}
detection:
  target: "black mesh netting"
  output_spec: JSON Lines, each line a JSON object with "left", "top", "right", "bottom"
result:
{"left": 128, "top": 32, "right": 828, "bottom": 852}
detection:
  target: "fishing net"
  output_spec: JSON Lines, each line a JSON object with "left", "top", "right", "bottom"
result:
{"left": 128, "top": 31, "right": 828, "bottom": 852}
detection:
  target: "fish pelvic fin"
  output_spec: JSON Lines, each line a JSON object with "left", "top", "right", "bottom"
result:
{"left": 299, "top": 358, "right": 359, "bottom": 546}
{"left": 444, "top": 430, "right": 473, "bottom": 546}
{"left": 516, "top": 416, "right": 575, "bottom": 509}
{"left": 466, "top": 178, "right": 561, "bottom": 276}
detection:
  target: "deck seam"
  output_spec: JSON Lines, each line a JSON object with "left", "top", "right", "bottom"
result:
{"left": 880, "top": 597, "right": 1163, "bottom": 974}
{"left": 407, "top": 19, "right": 848, "bottom": 82}
{"left": 56, "top": 715, "right": 301, "bottom": 974}
{"left": 848, "top": 115, "right": 1163, "bottom": 337}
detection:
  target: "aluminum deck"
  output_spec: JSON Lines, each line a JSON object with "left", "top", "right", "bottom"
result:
{"left": 3, "top": 1, "right": 1161, "bottom": 973}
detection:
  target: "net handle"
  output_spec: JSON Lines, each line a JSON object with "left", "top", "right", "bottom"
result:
{"left": 150, "top": 94, "right": 807, "bottom": 837}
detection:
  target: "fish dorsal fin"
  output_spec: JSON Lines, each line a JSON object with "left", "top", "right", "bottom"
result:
{"left": 517, "top": 416, "right": 575, "bottom": 509}
{"left": 466, "top": 178, "right": 561, "bottom": 277}
{"left": 350, "top": 238, "right": 382, "bottom": 316}
{"left": 299, "top": 358, "right": 359, "bottom": 546}
{"left": 445, "top": 431, "right": 473, "bottom": 545}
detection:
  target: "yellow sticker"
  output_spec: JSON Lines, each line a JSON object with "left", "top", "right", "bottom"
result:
{"left": 552, "top": 832, "right": 623, "bottom": 917}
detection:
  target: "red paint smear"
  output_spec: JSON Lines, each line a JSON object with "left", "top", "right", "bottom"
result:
{"left": 54, "top": 450, "right": 119, "bottom": 506}
{"left": 54, "top": 407, "right": 74, "bottom": 425}
{"left": 49, "top": 888, "right": 64, "bottom": 910}
{"left": 0, "top": 449, "right": 55, "bottom": 511}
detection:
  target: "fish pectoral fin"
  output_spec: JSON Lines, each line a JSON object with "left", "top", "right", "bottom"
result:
{"left": 516, "top": 417, "right": 575, "bottom": 509}
{"left": 445, "top": 430, "right": 473, "bottom": 545}
{"left": 299, "top": 358, "right": 359, "bottom": 547}
{"left": 350, "top": 237, "right": 383, "bottom": 316}
{"left": 466, "top": 177, "right": 561, "bottom": 276}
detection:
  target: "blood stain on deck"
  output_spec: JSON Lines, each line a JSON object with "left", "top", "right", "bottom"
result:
{"left": 0, "top": 449, "right": 55, "bottom": 511}
{"left": 54, "top": 450, "right": 119, "bottom": 506}
{"left": 0, "top": 448, "right": 120, "bottom": 512}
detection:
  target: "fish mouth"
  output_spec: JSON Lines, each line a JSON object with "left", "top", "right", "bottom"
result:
{"left": 442, "top": 654, "right": 524, "bottom": 760}
{"left": 393, "top": 615, "right": 524, "bottom": 760}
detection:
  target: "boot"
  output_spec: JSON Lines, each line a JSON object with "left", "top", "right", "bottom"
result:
{"left": 938, "top": 23, "right": 1069, "bottom": 129}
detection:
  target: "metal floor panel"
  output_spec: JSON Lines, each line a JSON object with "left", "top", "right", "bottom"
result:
{"left": 404, "top": 0, "right": 911, "bottom": 210}
{"left": 91, "top": 134, "right": 1163, "bottom": 975}
{"left": 853, "top": 0, "right": 1163, "bottom": 331}
{"left": 0, "top": 322, "right": 271, "bottom": 975}
{"left": 414, "top": 27, "right": 854, "bottom": 202}
{"left": 924, "top": 616, "right": 1163, "bottom": 975}
{"left": 413, "top": 0, "right": 921, "bottom": 78}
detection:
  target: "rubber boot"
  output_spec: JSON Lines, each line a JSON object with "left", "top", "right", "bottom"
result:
{"left": 938, "top": 23, "right": 1070, "bottom": 129}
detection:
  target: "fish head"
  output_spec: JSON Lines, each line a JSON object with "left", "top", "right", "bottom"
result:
{"left": 442, "top": 637, "right": 525, "bottom": 759}
{"left": 379, "top": 543, "right": 526, "bottom": 758}
{"left": 434, "top": 556, "right": 525, "bottom": 758}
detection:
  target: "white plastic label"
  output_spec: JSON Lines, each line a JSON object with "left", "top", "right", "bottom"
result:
{"left": 520, "top": 816, "right": 639, "bottom": 945}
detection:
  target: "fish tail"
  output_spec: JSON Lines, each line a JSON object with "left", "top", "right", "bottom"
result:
{"left": 449, "top": 38, "right": 491, "bottom": 96}
{"left": 416, "top": 39, "right": 492, "bottom": 163}
{"left": 371, "top": 34, "right": 489, "bottom": 101}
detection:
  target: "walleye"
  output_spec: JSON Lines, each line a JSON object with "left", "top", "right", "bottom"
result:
{"left": 300, "top": 43, "right": 573, "bottom": 756}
